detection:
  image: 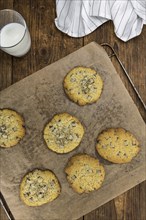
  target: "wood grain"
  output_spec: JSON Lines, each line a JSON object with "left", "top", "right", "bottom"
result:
{"left": 84, "top": 200, "right": 117, "bottom": 220}
{"left": 0, "top": 0, "right": 145, "bottom": 220}
{"left": 0, "top": 206, "right": 9, "bottom": 220}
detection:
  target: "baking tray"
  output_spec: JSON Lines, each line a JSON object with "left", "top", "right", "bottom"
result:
{"left": 0, "top": 42, "right": 145, "bottom": 220}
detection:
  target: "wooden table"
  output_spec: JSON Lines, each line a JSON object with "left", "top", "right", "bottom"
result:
{"left": 0, "top": 1, "right": 145, "bottom": 220}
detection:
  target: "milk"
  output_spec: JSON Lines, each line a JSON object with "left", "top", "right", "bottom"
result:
{"left": 0, "top": 23, "right": 31, "bottom": 56}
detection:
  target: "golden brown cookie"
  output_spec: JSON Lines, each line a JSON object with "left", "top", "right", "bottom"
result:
{"left": 63, "top": 67, "right": 103, "bottom": 105}
{"left": 20, "top": 169, "right": 61, "bottom": 206}
{"left": 43, "top": 113, "right": 84, "bottom": 153}
{"left": 65, "top": 154, "right": 105, "bottom": 194}
{"left": 96, "top": 128, "right": 140, "bottom": 164}
{"left": 0, "top": 109, "right": 25, "bottom": 148}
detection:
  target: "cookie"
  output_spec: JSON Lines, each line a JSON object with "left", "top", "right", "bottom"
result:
{"left": 96, "top": 128, "right": 140, "bottom": 164}
{"left": 65, "top": 154, "right": 105, "bottom": 194}
{"left": 43, "top": 113, "right": 84, "bottom": 153}
{"left": 63, "top": 67, "right": 103, "bottom": 105}
{"left": 20, "top": 169, "right": 61, "bottom": 206}
{"left": 0, "top": 109, "right": 25, "bottom": 148}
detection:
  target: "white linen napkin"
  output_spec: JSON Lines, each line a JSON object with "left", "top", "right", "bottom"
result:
{"left": 55, "top": 0, "right": 146, "bottom": 42}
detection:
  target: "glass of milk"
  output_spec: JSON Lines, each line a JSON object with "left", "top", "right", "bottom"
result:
{"left": 0, "top": 9, "right": 31, "bottom": 57}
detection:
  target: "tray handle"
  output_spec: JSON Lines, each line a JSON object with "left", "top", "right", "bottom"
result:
{"left": 101, "top": 43, "right": 146, "bottom": 111}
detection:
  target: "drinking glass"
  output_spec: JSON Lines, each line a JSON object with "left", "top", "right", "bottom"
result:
{"left": 0, "top": 9, "right": 31, "bottom": 57}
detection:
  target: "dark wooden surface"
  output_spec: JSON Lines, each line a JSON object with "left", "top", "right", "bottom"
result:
{"left": 0, "top": 1, "right": 145, "bottom": 220}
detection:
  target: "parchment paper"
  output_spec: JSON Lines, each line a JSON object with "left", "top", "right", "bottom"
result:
{"left": 0, "top": 42, "right": 145, "bottom": 220}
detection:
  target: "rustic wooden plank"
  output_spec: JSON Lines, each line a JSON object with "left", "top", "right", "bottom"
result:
{"left": 0, "top": 51, "right": 12, "bottom": 91}
{"left": 125, "top": 181, "right": 146, "bottom": 220}
{"left": 0, "top": 0, "right": 13, "bottom": 91}
{"left": 114, "top": 181, "right": 146, "bottom": 220}
{"left": 0, "top": 206, "right": 9, "bottom": 220}
{"left": 84, "top": 200, "right": 117, "bottom": 220}
{"left": 139, "top": 181, "right": 146, "bottom": 220}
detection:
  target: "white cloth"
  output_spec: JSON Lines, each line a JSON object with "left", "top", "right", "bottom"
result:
{"left": 55, "top": 0, "right": 146, "bottom": 42}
